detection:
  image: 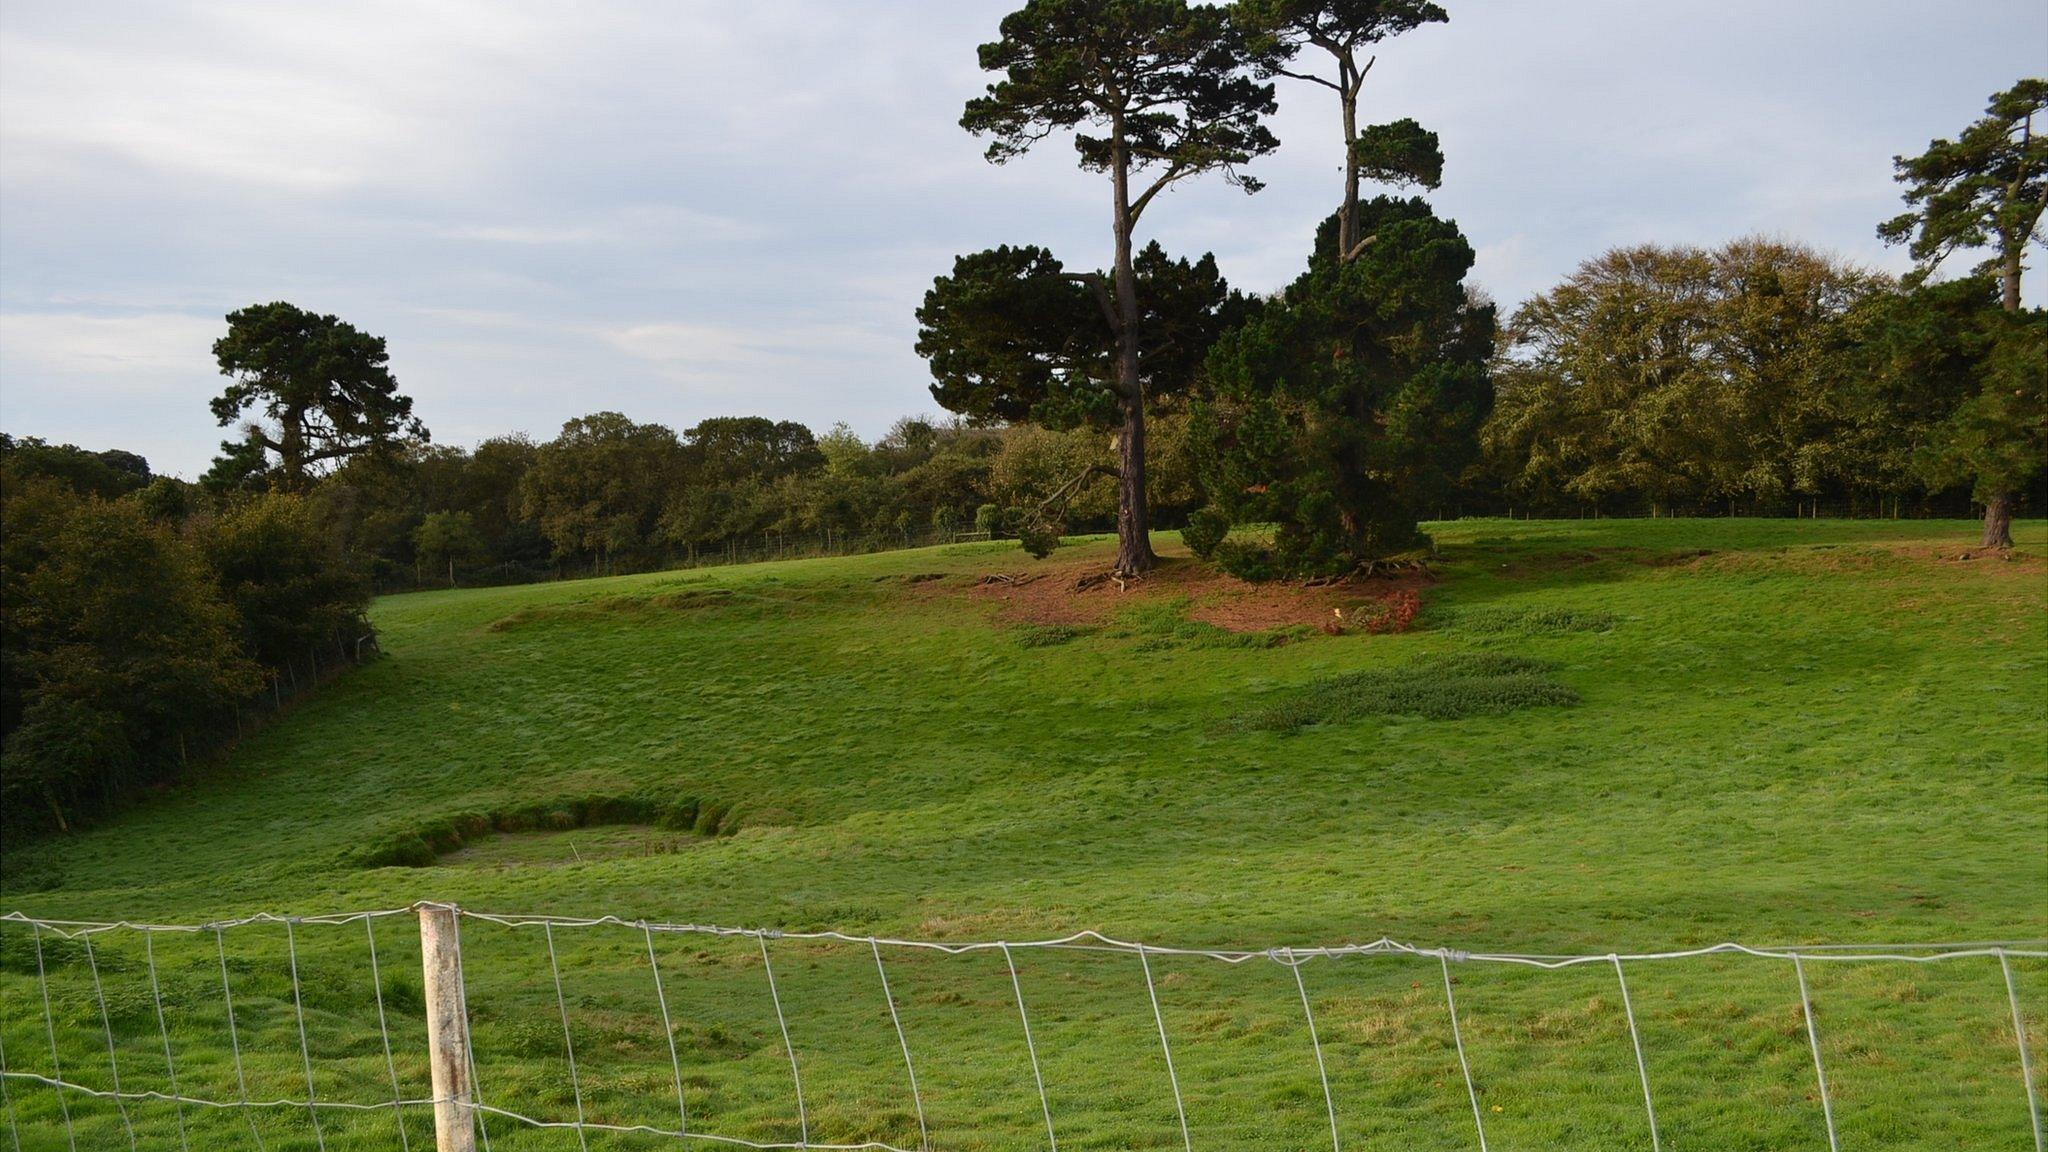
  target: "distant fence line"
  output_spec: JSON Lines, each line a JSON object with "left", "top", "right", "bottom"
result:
{"left": 1, "top": 905, "right": 2042, "bottom": 1152}
{"left": 378, "top": 529, "right": 999, "bottom": 593}
{"left": 376, "top": 499, "right": 2042, "bottom": 596}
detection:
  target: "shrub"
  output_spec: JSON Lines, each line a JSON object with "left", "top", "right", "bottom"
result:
{"left": 351, "top": 791, "right": 723, "bottom": 867}
{"left": 1213, "top": 539, "right": 1281, "bottom": 582}
{"left": 1349, "top": 590, "right": 1422, "bottom": 635}
{"left": 975, "top": 503, "right": 1002, "bottom": 537}
{"left": 1182, "top": 505, "right": 1230, "bottom": 560}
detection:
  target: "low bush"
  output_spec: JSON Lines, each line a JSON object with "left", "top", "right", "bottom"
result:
{"left": 1017, "top": 519, "right": 1062, "bottom": 559}
{"left": 1181, "top": 506, "right": 1231, "bottom": 560}
{"left": 1212, "top": 539, "right": 1280, "bottom": 582}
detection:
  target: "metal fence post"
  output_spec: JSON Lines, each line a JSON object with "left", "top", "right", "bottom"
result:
{"left": 419, "top": 904, "right": 477, "bottom": 1152}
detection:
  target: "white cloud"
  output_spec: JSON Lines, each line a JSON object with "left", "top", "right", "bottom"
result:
{"left": 600, "top": 319, "right": 900, "bottom": 377}
{"left": 0, "top": 312, "right": 219, "bottom": 381}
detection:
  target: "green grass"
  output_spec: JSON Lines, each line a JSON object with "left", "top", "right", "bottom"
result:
{"left": 1229, "top": 653, "right": 1579, "bottom": 731}
{"left": 2, "top": 518, "right": 2043, "bottom": 1150}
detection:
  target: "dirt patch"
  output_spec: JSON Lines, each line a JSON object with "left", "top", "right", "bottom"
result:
{"left": 966, "top": 554, "right": 1429, "bottom": 635}
{"left": 1688, "top": 542, "right": 2043, "bottom": 579}
{"left": 1916, "top": 544, "right": 2043, "bottom": 572}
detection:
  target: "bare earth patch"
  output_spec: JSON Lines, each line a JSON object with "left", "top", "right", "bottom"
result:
{"left": 1686, "top": 541, "right": 2044, "bottom": 580}
{"left": 965, "top": 553, "right": 1430, "bottom": 634}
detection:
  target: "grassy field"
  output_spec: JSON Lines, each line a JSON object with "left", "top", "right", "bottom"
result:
{"left": 2, "top": 518, "right": 2044, "bottom": 1150}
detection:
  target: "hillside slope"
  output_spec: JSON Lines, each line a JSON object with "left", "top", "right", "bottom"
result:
{"left": 3, "top": 518, "right": 2043, "bottom": 1150}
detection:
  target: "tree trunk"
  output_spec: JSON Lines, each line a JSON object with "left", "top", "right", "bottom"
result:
{"left": 2002, "top": 245, "right": 2022, "bottom": 312}
{"left": 1110, "top": 126, "right": 1155, "bottom": 576}
{"left": 1337, "top": 58, "right": 1359, "bottom": 260}
{"left": 1983, "top": 492, "right": 2014, "bottom": 548}
{"left": 1116, "top": 396, "right": 1152, "bottom": 574}
{"left": 279, "top": 404, "right": 307, "bottom": 488}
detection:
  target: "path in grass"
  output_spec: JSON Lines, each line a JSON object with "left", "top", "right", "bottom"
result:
{"left": 2, "top": 518, "right": 2042, "bottom": 1150}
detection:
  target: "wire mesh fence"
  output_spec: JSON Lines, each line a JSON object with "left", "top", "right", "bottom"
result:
{"left": 1, "top": 906, "right": 2042, "bottom": 1151}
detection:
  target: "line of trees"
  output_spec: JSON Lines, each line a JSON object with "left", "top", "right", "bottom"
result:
{"left": 269, "top": 411, "right": 1219, "bottom": 586}
{"left": 2, "top": 436, "right": 373, "bottom": 836}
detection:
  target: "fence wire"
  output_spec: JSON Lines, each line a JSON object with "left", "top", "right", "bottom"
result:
{"left": 1, "top": 906, "right": 2042, "bottom": 1151}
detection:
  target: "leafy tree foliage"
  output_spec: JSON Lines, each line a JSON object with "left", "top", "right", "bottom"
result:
{"left": 685, "top": 417, "right": 824, "bottom": 484}
{"left": 1200, "top": 197, "right": 1494, "bottom": 576}
{"left": 0, "top": 434, "right": 153, "bottom": 498}
{"left": 1484, "top": 239, "right": 1890, "bottom": 515}
{"left": 200, "top": 428, "right": 274, "bottom": 495}
{"left": 1, "top": 474, "right": 257, "bottom": 833}
{"left": 520, "top": 412, "right": 689, "bottom": 568}
{"left": 1839, "top": 278, "right": 2046, "bottom": 546}
{"left": 211, "top": 301, "right": 428, "bottom": 487}
{"left": 958, "top": 0, "right": 1281, "bottom": 573}
{"left": 1914, "top": 303, "right": 2046, "bottom": 547}
{"left": 413, "top": 511, "right": 489, "bottom": 585}
{"left": 197, "top": 492, "right": 374, "bottom": 672}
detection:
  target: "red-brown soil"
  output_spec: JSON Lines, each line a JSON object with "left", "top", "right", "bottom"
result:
{"left": 961, "top": 553, "right": 1430, "bottom": 634}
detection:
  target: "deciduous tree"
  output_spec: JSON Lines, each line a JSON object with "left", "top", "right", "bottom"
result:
{"left": 521, "top": 412, "right": 687, "bottom": 568}
{"left": 2, "top": 478, "right": 257, "bottom": 832}
{"left": 1484, "top": 240, "right": 1886, "bottom": 516}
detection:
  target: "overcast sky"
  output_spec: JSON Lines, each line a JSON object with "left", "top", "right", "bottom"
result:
{"left": 1, "top": 1, "right": 2043, "bottom": 478}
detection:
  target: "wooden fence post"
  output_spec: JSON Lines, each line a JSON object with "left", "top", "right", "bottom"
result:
{"left": 419, "top": 903, "right": 478, "bottom": 1152}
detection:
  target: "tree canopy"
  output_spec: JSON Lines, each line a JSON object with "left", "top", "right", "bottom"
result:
{"left": 211, "top": 301, "right": 427, "bottom": 488}
{"left": 1484, "top": 239, "right": 1889, "bottom": 515}
{"left": 1200, "top": 197, "right": 1493, "bottom": 574}
{"left": 1880, "top": 78, "right": 2046, "bottom": 311}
